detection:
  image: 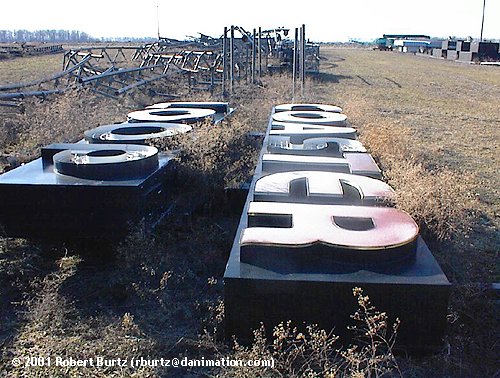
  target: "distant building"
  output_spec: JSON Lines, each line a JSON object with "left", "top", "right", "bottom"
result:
{"left": 436, "top": 39, "right": 500, "bottom": 62}
{"left": 393, "top": 39, "right": 430, "bottom": 53}
{"left": 375, "top": 34, "right": 431, "bottom": 52}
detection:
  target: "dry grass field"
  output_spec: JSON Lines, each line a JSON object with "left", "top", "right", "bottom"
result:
{"left": 0, "top": 48, "right": 498, "bottom": 377}
{"left": 312, "top": 47, "right": 499, "bottom": 249}
{"left": 0, "top": 53, "right": 63, "bottom": 85}
{"left": 315, "top": 47, "right": 499, "bottom": 207}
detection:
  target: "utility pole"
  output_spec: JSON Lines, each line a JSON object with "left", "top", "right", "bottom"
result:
{"left": 480, "top": 0, "right": 486, "bottom": 41}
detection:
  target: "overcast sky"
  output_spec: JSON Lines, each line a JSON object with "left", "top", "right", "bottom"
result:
{"left": 1, "top": 0, "right": 498, "bottom": 42}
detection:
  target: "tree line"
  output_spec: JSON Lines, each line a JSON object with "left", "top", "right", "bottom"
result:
{"left": 0, "top": 30, "right": 156, "bottom": 43}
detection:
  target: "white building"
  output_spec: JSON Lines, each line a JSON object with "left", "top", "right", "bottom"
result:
{"left": 393, "top": 39, "right": 431, "bottom": 53}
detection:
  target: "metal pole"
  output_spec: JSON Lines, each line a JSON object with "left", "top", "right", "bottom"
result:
{"left": 222, "top": 27, "right": 227, "bottom": 97}
{"left": 252, "top": 28, "right": 256, "bottom": 84}
{"left": 301, "top": 24, "right": 306, "bottom": 96}
{"left": 245, "top": 45, "right": 249, "bottom": 83}
{"left": 258, "top": 27, "right": 262, "bottom": 77}
{"left": 230, "top": 25, "right": 234, "bottom": 93}
{"left": 156, "top": 4, "right": 160, "bottom": 39}
{"left": 210, "top": 70, "right": 214, "bottom": 94}
{"left": 292, "top": 28, "right": 298, "bottom": 99}
{"left": 480, "top": 0, "right": 486, "bottom": 42}
{"left": 299, "top": 25, "right": 303, "bottom": 95}
{"left": 265, "top": 31, "right": 269, "bottom": 73}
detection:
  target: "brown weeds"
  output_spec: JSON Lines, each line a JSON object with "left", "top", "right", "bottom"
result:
{"left": 0, "top": 88, "right": 133, "bottom": 171}
{"left": 360, "top": 120, "right": 479, "bottom": 241}
{"left": 2, "top": 253, "right": 156, "bottom": 377}
{"left": 214, "top": 288, "right": 400, "bottom": 378}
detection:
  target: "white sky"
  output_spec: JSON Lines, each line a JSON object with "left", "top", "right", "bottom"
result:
{"left": 1, "top": 0, "right": 498, "bottom": 42}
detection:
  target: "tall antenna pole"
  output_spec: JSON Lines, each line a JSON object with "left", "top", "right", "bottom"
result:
{"left": 156, "top": 3, "right": 160, "bottom": 39}
{"left": 480, "top": 0, "right": 486, "bottom": 41}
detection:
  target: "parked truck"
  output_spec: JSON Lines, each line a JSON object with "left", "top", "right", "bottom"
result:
{"left": 374, "top": 37, "right": 393, "bottom": 51}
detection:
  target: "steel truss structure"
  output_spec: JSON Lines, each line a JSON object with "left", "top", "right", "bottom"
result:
{"left": 0, "top": 24, "right": 319, "bottom": 106}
